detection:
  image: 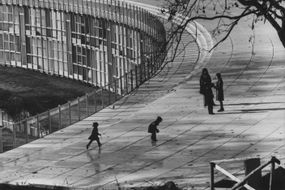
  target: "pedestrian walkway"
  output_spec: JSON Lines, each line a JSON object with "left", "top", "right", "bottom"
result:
{"left": 1, "top": 1, "right": 285, "bottom": 190}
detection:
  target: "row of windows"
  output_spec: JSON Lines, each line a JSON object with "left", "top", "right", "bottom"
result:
{"left": 0, "top": 4, "right": 165, "bottom": 87}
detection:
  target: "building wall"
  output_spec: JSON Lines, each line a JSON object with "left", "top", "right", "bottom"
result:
{"left": 0, "top": 0, "right": 166, "bottom": 87}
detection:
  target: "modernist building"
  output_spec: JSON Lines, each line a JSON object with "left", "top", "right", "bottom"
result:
{"left": 0, "top": 0, "right": 167, "bottom": 151}
{"left": 0, "top": 0, "right": 166, "bottom": 87}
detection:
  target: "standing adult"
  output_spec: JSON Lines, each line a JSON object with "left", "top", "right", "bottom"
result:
{"left": 200, "top": 68, "right": 212, "bottom": 106}
{"left": 86, "top": 122, "right": 102, "bottom": 149}
{"left": 148, "top": 116, "right": 163, "bottom": 142}
{"left": 204, "top": 82, "right": 215, "bottom": 114}
{"left": 215, "top": 73, "right": 224, "bottom": 112}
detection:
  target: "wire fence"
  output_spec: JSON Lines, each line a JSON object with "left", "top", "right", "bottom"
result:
{"left": 1, "top": 60, "right": 164, "bottom": 152}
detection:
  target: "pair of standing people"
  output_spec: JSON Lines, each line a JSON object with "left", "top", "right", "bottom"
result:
{"left": 200, "top": 68, "right": 224, "bottom": 114}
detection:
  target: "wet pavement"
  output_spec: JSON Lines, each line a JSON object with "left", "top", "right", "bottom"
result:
{"left": 1, "top": 1, "right": 285, "bottom": 190}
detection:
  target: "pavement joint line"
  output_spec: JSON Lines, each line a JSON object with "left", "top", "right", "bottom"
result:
{"left": 99, "top": 110, "right": 263, "bottom": 187}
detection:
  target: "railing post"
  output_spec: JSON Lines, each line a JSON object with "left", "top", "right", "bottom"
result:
{"left": 77, "top": 97, "right": 80, "bottom": 121}
{"left": 135, "top": 65, "right": 138, "bottom": 88}
{"left": 114, "top": 80, "right": 118, "bottom": 101}
{"left": 36, "top": 115, "right": 40, "bottom": 138}
{"left": 13, "top": 123, "right": 16, "bottom": 149}
{"left": 125, "top": 73, "right": 128, "bottom": 94}
{"left": 25, "top": 119, "right": 28, "bottom": 143}
{"left": 94, "top": 92, "right": 97, "bottom": 112}
{"left": 0, "top": 126, "right": 2, "bottom": 153}
{"left": 68, "top": 101, "right": 71, "bottom": 125}
{"left": 210, "top": 162, "right": 215, "bottom": 190}
{"left": 58, "top": 105, "right": 61, "bottom": 129}
{"left": 120, "top": 76, "right": 123, "bottom": 95}
{"left": 86, "top": 94, "right": 89, "bottom": 116}
{"left": 108, "top": 84, "right": 111, "bottom": 105}
{"left": 139, "top": 63, "right": 143, "bottom": 83}
{"left": 101, "top": 89, "right": 104, "bottom": 108}
{"left": 48, "top": 110, "right": 51, "bottom": 133}
{"left": 269, "top": 160, "right": 275, "bottom": 190}
{"left": 131, "top": 70, "right": 134, "bottom": 91}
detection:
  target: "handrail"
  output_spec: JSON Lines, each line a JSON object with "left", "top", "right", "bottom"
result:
{"left": 210, "top": 156, "right": 281, "bottom": 190}
{"left": 231, "top": 157, "right": 280, "bottom": 190}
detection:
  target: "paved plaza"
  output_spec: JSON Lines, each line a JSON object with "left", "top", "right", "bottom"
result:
{"left": 1, "top": 1, "right": 285, "bottom": 190}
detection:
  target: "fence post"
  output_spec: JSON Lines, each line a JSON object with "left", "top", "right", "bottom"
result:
{"left": 94, "top": 92, "right": 97, "bottom": 112}
{"left": 48, "top": 110, "right": 51, "bottom": 133}
{"left": 114, "top": 80, "right": 118, "bottom": 101}
{"left": 68, "top": 101, "right": 71, "bottom": 125}
{"left": 36, "top": 115, "right": 40, "bottom": 138}
{"left": 0, "top": 126, "right": 2, "bottom": 153}
{"left": 108, "top": 84, "right": 111, "bottom": 105}
{"left": 13, "top": 123, "right": 16, "bottom": 149}
{"left": 131, "top": 70, "right": 134, "bottom": 91}
{"left": 269, "top": 160, "right": 275, "bottom": 190}
{"left": 86, "top": 94, "right": 89, "bottom": 116}
{"left": 25, "top": 119, "right": 28, "bottom": 143}
{"left": 120, "top": 76, "right": 123, "bottom": 95}
{"left": 125, "top": 73, "right": 128, "bottom": 94}
{"left": 210, "top": 162, "right": 215, "bottom": 190}
{"left": 58, "top": 105, "right": 62, "bottom": 129}
{"left": 101, "top": 89, "right": 104, "bottom": 108}
{"left": 135, "top": 66, "right": 138, "bottom": 88}
{"left": 77, "top": 97, "right": 80, "bottom": 121}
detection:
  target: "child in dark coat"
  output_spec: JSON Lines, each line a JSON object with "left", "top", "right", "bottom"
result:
{"left": 148, "top": 116, "right": 163, "bottom": 142}
{"left": 86, "top": 122, "right": 102, "bottom": 149}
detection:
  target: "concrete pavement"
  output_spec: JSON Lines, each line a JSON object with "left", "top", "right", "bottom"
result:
{"left": 1, "top": 1, "right": 285, "bottom": 190}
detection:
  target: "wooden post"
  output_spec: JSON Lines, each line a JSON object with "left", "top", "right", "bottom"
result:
{"left": 269, "top": 161, "right": 275, "bottom": 190}
{"left": 244, "top": 158, "right": 262, "bottom": 189}
{"left": 210, "top": 162, "right": 215, "bottom": 190}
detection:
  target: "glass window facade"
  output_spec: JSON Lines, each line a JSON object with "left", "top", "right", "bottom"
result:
{"left": 0, "top": 0, "right": 166, "bottom": 87}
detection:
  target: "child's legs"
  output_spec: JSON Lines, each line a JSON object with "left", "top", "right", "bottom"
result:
{"left": 96, "top": 139, "right": 101, "bottom": 147}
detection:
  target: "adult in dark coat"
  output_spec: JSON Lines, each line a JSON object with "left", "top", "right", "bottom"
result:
{"left": 215, "top": 73, "right": 224, "bottom": 112}
{"left": 200, "top": 68, "right": 213, "bottom": 106}
{"left": 86, "top": 122, "right": 102, "bottom": 149}
{"left": 200, "top": 68, "right": 215, "bottom": 114}
{"left": 148, "top": 116, "right": 163, "bottom": 142}
{"left": 204, "top": 82, "right": 215, "bottom": 114}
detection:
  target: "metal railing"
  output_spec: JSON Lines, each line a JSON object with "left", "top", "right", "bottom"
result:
{"left": 1, "top": 59, "right": 164, "bottom": 152}
{"left": 210, "top": 156, "right": 281, "bottom": 190}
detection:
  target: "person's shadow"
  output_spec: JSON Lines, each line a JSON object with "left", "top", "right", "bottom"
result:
{"left": 86, "top": 149, "right": 101, "bottom": 173}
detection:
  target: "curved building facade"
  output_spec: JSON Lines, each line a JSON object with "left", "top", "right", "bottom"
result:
{"left": 0, "top": 0, "right": 167, "bottom": 152}
{"left": 0, "top": 0, "right": 166, "bottom": 87}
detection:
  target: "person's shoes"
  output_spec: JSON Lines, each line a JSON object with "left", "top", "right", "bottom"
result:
{"left": 86, "top": 145, "right": 89, "bottom": 150}
{"left": 218, "top": 108, "right": 224, "bottom": 112}
{"left": 209, "top": 112, "right": 215, "bottom": 115}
